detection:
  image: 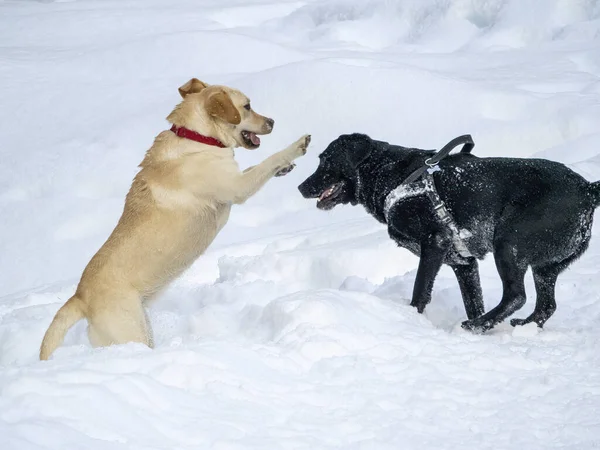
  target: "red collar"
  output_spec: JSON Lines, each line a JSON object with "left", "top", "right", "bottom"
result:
{"left": 170, "top": 125, "right": 226, "bottom": 148}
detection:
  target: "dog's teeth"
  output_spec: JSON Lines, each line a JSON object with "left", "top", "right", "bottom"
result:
{"left": 318, "top": 186, "right": 337, "bottom": 202}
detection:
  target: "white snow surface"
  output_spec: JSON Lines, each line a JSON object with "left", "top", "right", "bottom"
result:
{"left": 2, "top": 0, "right": 600, "bottom": 448}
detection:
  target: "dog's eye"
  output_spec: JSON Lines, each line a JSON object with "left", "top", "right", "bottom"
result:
{"left": 244, "top": 103, "right": 251, "bottom": 111}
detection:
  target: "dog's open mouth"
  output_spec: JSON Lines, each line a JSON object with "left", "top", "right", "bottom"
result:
{"left": 317, "top": 182, "right": 345, "bottom": 210}
{"left": 241, "top": 131, "right": 261, "bottom": 149}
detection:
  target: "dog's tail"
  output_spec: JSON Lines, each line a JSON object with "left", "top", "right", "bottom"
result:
{"left": 589, "top": 181, "right": 600, "bottom": 207}
{"left": 40, "top": 295, "right": 85, "bottom": 360}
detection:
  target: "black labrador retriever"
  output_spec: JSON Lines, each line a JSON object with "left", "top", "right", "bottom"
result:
{"left": 298, "top": 133, "right": 600, "bottom": 332}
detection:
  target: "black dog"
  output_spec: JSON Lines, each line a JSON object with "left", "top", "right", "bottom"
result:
{"left": 298, "top": 134, "right": 600, "bottom": 332}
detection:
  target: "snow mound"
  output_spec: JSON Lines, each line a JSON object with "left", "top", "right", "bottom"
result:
{"left": 273, "top": 0, "right": 600, "bottom": 51}
{"left": 250, "top": 290, "right": 433, "bottom": 364}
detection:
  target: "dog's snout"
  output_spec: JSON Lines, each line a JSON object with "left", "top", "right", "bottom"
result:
{"left": 298, "top": 177, "right": 315, "bottom": 198}
{"left": 298, "top": 181, "right": 308, "bottom": 197}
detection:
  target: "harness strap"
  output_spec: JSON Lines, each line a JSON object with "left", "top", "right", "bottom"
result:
{"left": 384, "top": 134, "right": 475, "bottom": 259}
{"left": 399, "top": 134, "right": 474, "bottom": 186}
{"left": 425, "top": 134, "right": 474, "bottom": 166}
{"left": 422, "top": 172, "right": 473, "bottom": 258}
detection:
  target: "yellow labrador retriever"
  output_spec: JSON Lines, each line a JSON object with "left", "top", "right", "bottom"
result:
{"left": 40, "top": 78, "right": 310, "bottom": 360}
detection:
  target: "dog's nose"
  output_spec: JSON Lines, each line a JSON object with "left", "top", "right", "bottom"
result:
{"left": 265, "top": 118, "right": 275, "bottom": 131}
{"left": 298, "top": 179, "right": 310, "bottom": 198}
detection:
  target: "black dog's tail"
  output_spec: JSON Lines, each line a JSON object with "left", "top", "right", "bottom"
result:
{"left": 589, "top": 181, "right": 600, "bottom": 207}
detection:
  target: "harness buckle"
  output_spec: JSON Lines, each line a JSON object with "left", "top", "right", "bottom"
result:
{"left": 433, "top": 203, "right": 452, "bottom": 224}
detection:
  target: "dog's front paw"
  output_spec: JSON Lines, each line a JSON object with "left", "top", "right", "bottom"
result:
{"left": 409, "top": 300, "right": 426, "bottom": 314}
{"left": 275, "top": 163, "right": 296, "bottom": 177}
{"left": 461, "top": 318, "right": 493, "bottom": 333}
{"left": 288, "top": 134, "right": 311, "bottom": 159}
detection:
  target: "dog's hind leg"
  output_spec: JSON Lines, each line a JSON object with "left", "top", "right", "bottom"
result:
{"left": 88, "top": 300, "right": 153, "bottom": 349}
{"left": 462, "top": 240, "right": 527, "bottom": 332}
{"left": 451, "top": 259, "right": 485, "bottom": 320}
{"left": 510, "top": 264, "right": 559, "bottom": 328}
{"left": 510, "top": 219, "right": 592, "bottom": 329}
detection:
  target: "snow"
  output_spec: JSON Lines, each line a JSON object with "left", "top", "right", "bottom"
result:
{"left": 2, "top": 0, "right": 600, "bottom": 448}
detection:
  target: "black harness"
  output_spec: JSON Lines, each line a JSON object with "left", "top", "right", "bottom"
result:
{"left": 384, "top": 135, "right": 475, "bottom": 259}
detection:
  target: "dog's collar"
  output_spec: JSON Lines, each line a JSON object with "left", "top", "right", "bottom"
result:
{"left": 170, "top": 125, "right": 226, "bottom": 148}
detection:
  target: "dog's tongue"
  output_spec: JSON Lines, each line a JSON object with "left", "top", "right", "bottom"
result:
{"left": 249, "top": 132, "right": 260, "bottom": 146}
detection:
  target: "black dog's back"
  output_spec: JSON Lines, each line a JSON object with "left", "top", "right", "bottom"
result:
{"left": 433, "top": 155, "right": 596, "bottom": 264}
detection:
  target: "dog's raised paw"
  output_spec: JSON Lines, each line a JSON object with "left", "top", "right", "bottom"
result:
{"left": 294, "top": 134, "right": 311, "bottom": 156}
{"left": 302, "top": 134, "right": 312, "bottom": 149}
{"left": 275, "top": 163, "right": 296, "bottom": 177}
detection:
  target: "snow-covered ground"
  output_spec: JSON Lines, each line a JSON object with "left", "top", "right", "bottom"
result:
{"left": 2, "top": 0, "right": 600, "bottom": 448}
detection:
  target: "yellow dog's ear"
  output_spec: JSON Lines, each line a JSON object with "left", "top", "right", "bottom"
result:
{"left": 178, "top": 78, "right": 209, "bottom": 98}
{"left": 205, "top": 90, "right": 241, "bottom": 125}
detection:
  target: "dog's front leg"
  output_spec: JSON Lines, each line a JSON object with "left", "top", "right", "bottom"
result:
{"left": 451, "top": 260, "right": 485, "bottom": 320}
{"left": 410, "top": 232, "right": 450, "bottom": 313}
{"left": 232, "top": 135, "right": 310, "bottom": 204}
{"left": 243, "top": 164, "right": 296, "bottom": 177}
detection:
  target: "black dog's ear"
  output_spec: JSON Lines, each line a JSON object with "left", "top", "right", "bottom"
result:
{"left": 344, "top": 134, "right": 374, "bottom": 169}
